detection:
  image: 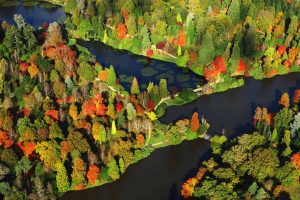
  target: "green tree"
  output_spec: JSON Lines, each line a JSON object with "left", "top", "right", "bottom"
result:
{"left": 140, "top": 25, "right": 151, "bottom": 50}
{"left": 78, "top": 19, "right": 92, "bottom": 38}
{"left": 282, "top": 130, "right": 292, "bottom": 156}
{"left": 247, "top": 148, "right": 279, "bottom": 181}
{"left": 65, "top": 0, "right": 77, "bottom": 13}
{"left": 159, "top": 79, "right": 168, "bottom": 98}
{"left": 198, "top": 31, "right": 215, "bottom": 65}
{"left": 49, "top": 123, "right": 63, "bottom": 139}
{"left": 210, "top": 135, "right": 227, "bottom": 154}
{"left": 111, "top": 120, "right": 117, "bottom": 135}
{"left": 36, "top": 140, "right": 61, "bottom": 170}
{"left": 274, "top": 108, "right": 294, "bottom": 133}
{"left": 228, "top": 43, "right": 241, "bottom": 74}
{"left": 186, "top": 15, "right": 195, "bottom": 44}
{"left": 103, "top": 29, "right": 108, "bottom": 44}
{"left": 154, "top": 20, "right": 167, "bottom": 36}
{"left": 78, "top": 62, "right": 96, "bottom": 83}
{"left": 107, "top": 158, "right": 120, "bottom": 180}
{"left": 0, "top": 59, "right": 7, "bottom": 94}
{"left": 227, "top": 0, "right": 240, "bottom": 24}
{"left": 15, "top": 156, "right": 32, "bottom": 176}
{"left": 100, "top": 124, "right": 107, "bottom": 143}
{"left": 119, "top": 157, "right": 125, "bottom": 174}
{"left": 287, "top": 15, "right": 298, "bottom": 38}
{"left": 107, "top": 65, "right": 117, "bottom": 86}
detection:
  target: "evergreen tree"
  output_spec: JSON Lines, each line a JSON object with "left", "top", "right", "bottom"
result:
{"left": 228, "top": 43, "right": 240, "bottom": 74}
{"left": 159, "top": 79, "right": 168, "bottom": 98}
{"left": 198, "top": 31, "right": 215, "bottom": 65}
{"left": 131, "top": 77, "right": 140, "bottom": 95}
{"left": 140, "top": 25, "right": 151, "bottom": 50}
{"left": 186, "top": 15, "right": 195, "bottom": 44}
{"left": 228, "top": 0, "right": 240, "bottom": 24}
{"left": 107, "top": 65, "right": 117, "bottom": 86}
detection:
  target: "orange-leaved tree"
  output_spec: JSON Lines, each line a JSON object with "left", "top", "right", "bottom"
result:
{"left": 181, "top": 177, "right": 198, "bottom": 199}
{"left": 190, "top": 112, "right": 200, "bottom": 132}
{"left": 87, "top": 164, "right": 100, "bottom": 185}
{"left": 291, "top": 152, "right": 300, "bottom": 171}
{"left": 117, "top": 24, "right": 127, "bottom": 39}
{"left": 293, "top": 89, "right": 300, "bottom": 104}
{"left": 175, "top": 30, "right": 187, "bottom": 47}
{"left": 279, "top": 92, "right": 290, "bottom": 108}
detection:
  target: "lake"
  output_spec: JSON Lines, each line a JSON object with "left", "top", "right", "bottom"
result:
{"left": 1, "top": 2, "right": 300, "bottom": 200}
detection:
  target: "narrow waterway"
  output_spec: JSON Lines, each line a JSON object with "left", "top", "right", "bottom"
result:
{"left": 61, "top": 72, "right": 300, "bottom": 200}
{"left": 1, "top": 2, "right": 300, "bottom": 200}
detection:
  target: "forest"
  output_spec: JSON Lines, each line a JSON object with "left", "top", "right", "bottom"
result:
{"left": 45, "top": 0, "right": 300, "bottom": 86}
{"left": 181, "top": 90, "right": 300, "bottom": 199}
{"left": 0, "top": 16, "right": 209, "bottom": 199}
{"left": 1, "top": 0, "right": 300, "bottom": 199}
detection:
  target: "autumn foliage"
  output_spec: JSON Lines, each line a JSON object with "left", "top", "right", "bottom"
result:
{"left": 181, "top": 167, "right": 207, "bottom": 198}
{"left": 87, "top": 164, "right": 100, "bottom": 185}
{"left": 0, "top": 131, "right": 14, "bottom": 149}
{"left": 279, "top": 92, "right": 290, "bottom": 108}
{"left": 293, "top": 89, "right": 300, "bottom": 104}
{"left": 213, "top": 56, "right": 227, "bottom": 73}
{"left": 181, "top": 177, "right": 198, "bottom": 198}
{"left": 277, "top": 46, "right": 286, "bottom": 56}
{"left": 203, "top": 56, "right": 227, "bottom": 81}
{"left": 18, "top": 141, "right": 36, "bottom": 157}
{"left": 116, "top": 102, "right": 123, "bottom": 113}
{"left": 175, "top": 30, "right": 187, "bottom": 47}
{"left": 190, "top": 112, "right": 200, "bottom": 132}
{"left": 82, "top": 95, "right": 107, "bottom": 117}
{"left": 98, "top": 69, "right": 109, "bottom": 82}
{"left": 291, "top": 152, "right": 300, "bottom": 171}
{"left": 146, "top": 49, "right": 153, "bottom": 57}
{"left": 117, "top": 24, "right": 127, "bottom": 39}
{"left": 45, "top": 109, "right": 59, "bottom": 120}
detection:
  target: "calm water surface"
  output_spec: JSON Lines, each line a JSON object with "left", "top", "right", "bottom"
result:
{"left": 1, "top": 3, "right": 300, "bottom": 200}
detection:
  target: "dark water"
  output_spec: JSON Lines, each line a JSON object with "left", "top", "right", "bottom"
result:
{"left": 0, "top": 1, "right": 65, "bottom": 25}
{"left": 2, "top": 3, "right": 300, "bottom": 200}
{"left": 77, "top": 39, "right": 206, "bottom": 91}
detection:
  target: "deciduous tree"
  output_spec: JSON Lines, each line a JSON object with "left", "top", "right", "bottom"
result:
{"left": 190, "top": 112, "right": 200, "bottom": 132}
{"left": 87, "top": 164, "right": 100, "bottom": 185}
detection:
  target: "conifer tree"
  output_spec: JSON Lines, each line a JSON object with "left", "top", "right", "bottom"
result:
{"left": 56, "top": 163, "right": 70, "bottom": 193}
{"left": 198, "top": 31, "right": 215, "bottom": 65}
{"left": 228, "top": 0, "right": 240, "bottom": 24}
{"left": 107, "top": 65, "right": 116, "bottom": 86}
{"left": 131, "top": 77, "right": 140, "bottom": 95}
{"left": 159, "top": 79, "right": 168, "bottom": 98}
{"left": 229, "top": 43, "right": 240, "bottom": 74}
